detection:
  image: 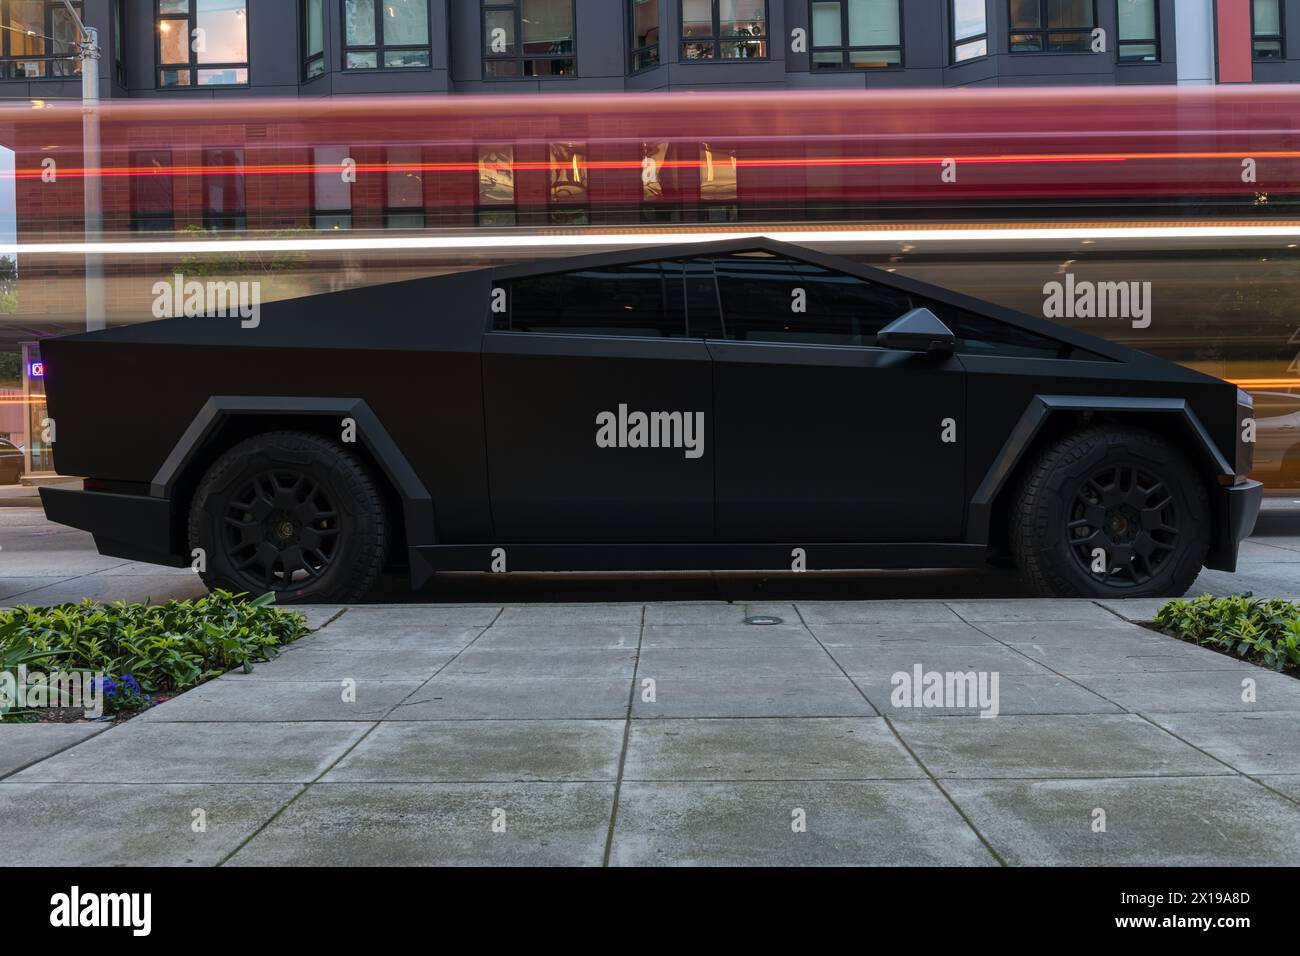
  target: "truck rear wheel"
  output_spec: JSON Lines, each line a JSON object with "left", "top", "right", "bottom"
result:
{"left": 1011, "top": 425, "right": 1209, "bottom": 598}
{"left": 188, "top": 431, "right": 388, "bottom": 604}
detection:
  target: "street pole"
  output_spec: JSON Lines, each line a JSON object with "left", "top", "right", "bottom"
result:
{"left": 61, "top": 1, "right": 103, "bottom": 332}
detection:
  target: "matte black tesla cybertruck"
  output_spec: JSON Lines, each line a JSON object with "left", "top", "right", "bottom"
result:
{"left": 40, "top": 239, "right": 1261, "bottom": 603}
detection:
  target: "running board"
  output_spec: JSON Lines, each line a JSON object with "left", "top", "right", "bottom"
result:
{"left": 411, "top": 542, "right": 993, "bottom": 579}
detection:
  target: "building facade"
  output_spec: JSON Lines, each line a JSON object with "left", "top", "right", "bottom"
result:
{"left": 0, "top": 1, "right": 1296, "bottom": 102}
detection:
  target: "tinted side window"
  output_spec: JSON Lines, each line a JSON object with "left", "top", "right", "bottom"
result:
{"left": 504, "top": 262, "right": 684, "bottom": 338}
{"left": 915, "top": 296, "right": 1097, "bottom": 360}
{"left": 663, "top": 258, "right": 724, "bottom": 340}
{"left": 715, "top": 253, "right": 909, "bottom": 347}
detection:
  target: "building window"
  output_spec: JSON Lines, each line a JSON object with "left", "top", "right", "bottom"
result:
{"left": 203, "top": 147, "right": 245, "bottom": 231}
{"left": 130, "top": 150, "right": 175, "bottom": 233}
{"left": 1008, "top": 0, "right": 1095, "bottom": 53}
{"left": 810, "top": 0, "right": 902, "bottom": 70}
{"left": 477, "top": 144, "right": 516, "bottom": 225}
{"left": 642, "top": 141, "right": 668, "bottom": 201}
{"left": 483, "top": 0, "right": 575, "bottom": 77}
{"left": 0, "top": 1, "right": 82, "bottom": 79}
{"left": 386, "top": 146, "right": 425, "bottom": 229}
{"left": 157, "top": 0, "right": 248, "bottom": 87}
{"left": 304, "top": 0, "right": 325, "bottom": 77}
{"left": 1253, "top": 0, "right": 1283, "bottom": 59}
{"left": 1117, "top": 0, "right": 1158, "bottom": 61}
{"left": 549, "top": 142, "right": 589, "bottom": 225}
{"left": 312, "top": 145, "right": 352, "bottom": 230}
{"left": 700, "top": 142, "right": 738, "bottom": 221}
{"left": 344, "top": 0, "right": 430, "bottom": 69}
{"left": 630, "top": 0, "right": 660, "bottom": 71}
{"left": 681, "top": 0, "right": 768, "bottom": 60}
{"left": 641, "top": 142, "right": 689, "bottom": 223}
{"left": 951, "top": 0, "right": 987, "bottom": 61}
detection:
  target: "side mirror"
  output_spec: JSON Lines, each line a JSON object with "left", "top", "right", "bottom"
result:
{"left": 877, "top": 308, "right": 957, "bottom": 354}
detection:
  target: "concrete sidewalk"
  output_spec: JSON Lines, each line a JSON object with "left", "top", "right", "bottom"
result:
{"left": 2, "top": 599, "right": 1299, "bottom": 866}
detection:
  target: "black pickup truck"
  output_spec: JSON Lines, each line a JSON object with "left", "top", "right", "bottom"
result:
{"left": 38, "top": 238, "right": 1261, "bottom": 603}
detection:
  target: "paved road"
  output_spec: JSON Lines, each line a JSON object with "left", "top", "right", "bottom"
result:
{"left": 3, "top": 598, "right": 1300, "bottom": 865}
{"left": 2, "top": 495, "right": 1297, "bottom": 606}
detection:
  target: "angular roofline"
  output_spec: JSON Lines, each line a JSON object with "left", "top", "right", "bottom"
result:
{"left": 488, "top": 236, "right": 1216, "bottom": 378}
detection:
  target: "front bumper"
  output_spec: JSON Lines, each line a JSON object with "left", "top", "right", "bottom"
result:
{"left": 39, "top": 486, "right": 187, "bottom": 568}
{"left": 1204, "top": 479, "right": 1264, "bottom": 573}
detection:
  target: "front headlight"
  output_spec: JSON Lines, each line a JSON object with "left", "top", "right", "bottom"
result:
{"left": 1235, "top": 388, "right": 1255, "bottom": 480}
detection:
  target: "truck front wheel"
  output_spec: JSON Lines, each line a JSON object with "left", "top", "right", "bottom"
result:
{"left": 1011, "top": 426, "right": 1210, "bottom": 598}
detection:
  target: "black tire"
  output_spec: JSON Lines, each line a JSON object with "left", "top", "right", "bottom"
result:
{"left": 188, "top": 431, "right": 388, "bottom": 604}
{"left": 1011, "top": 425, "right": 1209, "bottom": 599}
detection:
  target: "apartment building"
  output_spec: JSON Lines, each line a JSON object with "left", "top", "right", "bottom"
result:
{"left": 0, "top": 1, "right": 1294, "bottom": 102}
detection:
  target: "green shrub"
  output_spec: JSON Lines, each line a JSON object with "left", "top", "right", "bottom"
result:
{"left": 1155, "top": 594, "right": 1300, "bottom": 674}
{"left": 0, "top": 591, "right": 308, "bottom": 715}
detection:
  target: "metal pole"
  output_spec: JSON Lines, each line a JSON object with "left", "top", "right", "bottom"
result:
{"left": 62, "top": 2, "right": 103, "bottom": 331}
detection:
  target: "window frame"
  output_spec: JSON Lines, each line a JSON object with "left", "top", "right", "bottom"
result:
{"left": 0, "top": 0, "right": 83, "bottom": 80}
{"left": 708, "top": 250, "right": 1093, "bottom": 359}
{"left": 950, "top": 0, "right": 988, "bottom": 64}
{"left": 155, "top": 0, "right": 249, "bottom": 89}
{"left": 129, "top": 148, "right": 176, "bottom": 233}
{"left": 1116, "top": 0, "right": 1159, "bottom": 62}
{"left": 310, "top": 144, "right": 352, "bottom": 231}
{"left": 497, "top": 261, "right": 688, "bottom": 340}
{"left": 1252, "top": 0, "right": 1284, "bottom": 61}
{"left": 476, "top": 142, "right": 518, "bottom": 226}
{"left": 629, "top": 0, "right": 660, "bottom": 72}
{"left": 482, "top": 0, "right": 577, "bottom": 79}
{"left": 808, "top": 0, "right": 905, "bottom": 72}
{"left": 201, "top": 146, "right": 247, "bottom": 232}
{"left": 384, "top": 145, "right": 426, "bottom": 229}
{"left": 341, "top": 0, "right": 432, "bottom": 71}
{"left": 713, "top": 252, "right": 913, "bottom": 349}
{"left": 303, "top": 0, "right": 325, "bottom": 79}
{"left": 1007, "top": 0, "right": 1098, "bottom": 55}
{"left": 679, "top": 0, "right": 770, "bottom": 62}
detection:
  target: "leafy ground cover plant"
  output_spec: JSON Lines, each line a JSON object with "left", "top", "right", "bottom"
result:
{"left": 0, "top": 591, "right": 308, "bottom": 720}
{"left": 1154, "top": 594, "right": 1300, "bottom": 674}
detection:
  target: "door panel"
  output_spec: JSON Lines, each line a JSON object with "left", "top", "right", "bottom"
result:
{"left": 483, "top": 333, "right": 713, "bottom": 542}
{"left": 706, "top": 251, "right": 968, "bottom": 543}
{"left": 709, "top": 341, "right": 966, "bottom": 543}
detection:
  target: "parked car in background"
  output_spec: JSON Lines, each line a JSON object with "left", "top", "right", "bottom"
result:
{"left": 0, "top": 438, "right": 23, "bottom": 485}
{"left": 1250, "top": 392, "right": 1300, "bottom": 487}
{"left": 36, "top": 239, "right": 1262, "bottom": 603}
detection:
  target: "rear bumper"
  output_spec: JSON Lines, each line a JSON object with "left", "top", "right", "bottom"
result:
{"left": 1204, "top": 479, "right": 1264, "bottom": 573}
{"left": 39, "top": 486, "right": 187, "bottom": 568}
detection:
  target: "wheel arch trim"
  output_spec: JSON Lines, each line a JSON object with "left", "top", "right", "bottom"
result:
{"left": 966, "top": 395, "right": 1234, "bottom": 546}
{"left": 150, "top": 396, "right": 437, "bottom": 587}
